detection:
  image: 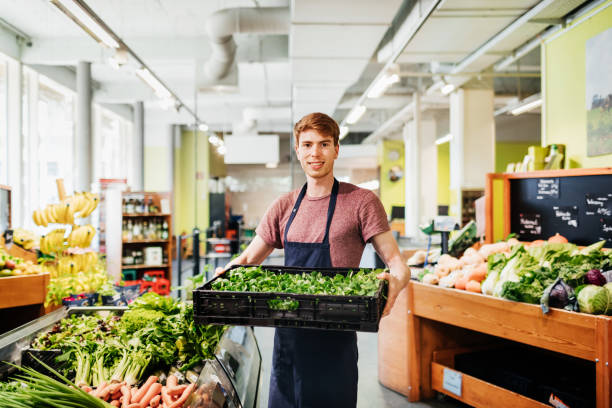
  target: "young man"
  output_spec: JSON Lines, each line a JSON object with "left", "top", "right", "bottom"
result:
{"left": 217, "top": 112, "right": 409, "bottom": 408}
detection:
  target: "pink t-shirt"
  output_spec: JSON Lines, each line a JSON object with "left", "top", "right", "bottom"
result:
{"left": 256, "top": 182, "right": 390, "bottom": 267}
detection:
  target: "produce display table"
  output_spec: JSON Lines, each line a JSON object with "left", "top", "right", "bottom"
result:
{"left": 378, "top": 281, "right": 611, "bottom": 408}
{"left": 0, "top": 273, "right": 49, "bottom": 309}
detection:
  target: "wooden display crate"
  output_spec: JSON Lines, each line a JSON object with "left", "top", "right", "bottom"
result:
{"left": 405, "top": 281, "right": 611, "bottom": 408}
{"left": 0, "top": 273, "right": 50, "bottom": 309}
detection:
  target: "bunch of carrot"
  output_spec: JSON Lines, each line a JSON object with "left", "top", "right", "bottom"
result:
{"left": 81, "top": 374, "right": 195, "bottom": 408}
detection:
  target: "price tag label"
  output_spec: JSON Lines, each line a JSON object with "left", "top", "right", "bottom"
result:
{"left": 443, "top": 367, "right": 462, "bottom": 396}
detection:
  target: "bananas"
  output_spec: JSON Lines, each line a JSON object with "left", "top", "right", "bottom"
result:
{"left": 68, "top": 224, "right": 96, "bottom": 248}
{"left": 32, "top": 192, "right": 99, "bottom": 227}
{"left": 12, "top": 228, "right": 40, "bottom": 250}
{"left": 49, "top": 252, "right": 99, "bottom": 277}
{"left": 39, "top": 228, "right": 66, "bottom": 255}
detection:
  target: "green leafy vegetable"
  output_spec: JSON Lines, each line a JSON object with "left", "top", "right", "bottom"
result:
{"left": 577, "top": 284, "right": 610, "bottom": 314}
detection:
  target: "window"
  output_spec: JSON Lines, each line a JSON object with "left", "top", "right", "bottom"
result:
{"left": 0, "top": 57, "right": 7, "bottom": 185}
{"left": 94, "top": 105, "right": 133, "bottom": 184}
{"left": 22, "top": 67, "right": 76, "bottom": 229}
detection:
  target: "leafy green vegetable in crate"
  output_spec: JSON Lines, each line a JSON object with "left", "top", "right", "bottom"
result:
{"left": 577, "top": 284, "right": 610, "bottom": 314}
{"left": 212, "top": 266, "right": 385, "bottom": 296}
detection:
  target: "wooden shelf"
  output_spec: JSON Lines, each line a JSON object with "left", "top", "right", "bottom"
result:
{"left": 403, "top": 281, "right": 611, "bottom": 408}
{"left": 122, "top": 264, "right": 168, "bottom": 270}
{"left": 0, "top": 273, "right": 50, "bottom": 309}
{"left": 122, "top": 213, "right": 171, "bottom": 217}
{"left": 122, "top": 239, "right": 169, "bottom": 244}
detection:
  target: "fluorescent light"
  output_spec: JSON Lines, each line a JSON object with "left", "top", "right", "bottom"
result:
{"left": 136, "top": 68, "right": 172, "bottom": 99}
{"left": 339, "top": 126, "right": 349, "bottom": 140}
{"left": 346, "top": 105, "right": 366, "bottom": 125}
{"left": 367, "top": 73, "right": 400, "bottom": 98}
{"left": 441, "top": 83, "right": 455, "bottom": 95}
{"left": 198, "top": 123, "right": 209, "bottom": 132}
{"left": 511, "top": 97, "right": 542, "bottom": 115}
{"left": 435, "top": 133, "right": 453, "bottom": 145}
{"left": 54, "top": 0, "right": 119, "bottom": 49}
{"left": 265, "top": 162, "right": 278, "bottom": 169}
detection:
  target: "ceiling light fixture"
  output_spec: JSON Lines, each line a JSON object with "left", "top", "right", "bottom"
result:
{"left": 435, "top": 133, "right": 453, "bottom": 145}
{"left": 511, "top": 96, "right": 542, "bottom": 115}
{"left": 198, "top": 123, "right": 209, "bottom": 132}
{"left": 441, "top": 83, "right": 456, "bottom": 95}
{"left": 367, "top": 65, "right": 401, "bottom": 99}
{"left": 51, "top": 0, "right": 119, "bottom": 48}
{"left": 50, "top": 0, "right": 202, "bottom": 123}
{"left": 346, "top": 105, "right": 367, "bottom": 125}
{"left": 339, "top": 126, "right": 349, "bottom": 140}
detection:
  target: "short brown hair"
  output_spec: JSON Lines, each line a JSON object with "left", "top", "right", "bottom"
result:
{"left": 294, "top": 112, "right": 340, "bottom": 146}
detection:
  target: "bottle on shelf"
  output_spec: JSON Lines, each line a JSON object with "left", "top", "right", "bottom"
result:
{"left": 126, "top": 197, "right": 134, "bottom": 214}
{"left": 126, "top": 220, "right": 133, "bottom": 241}
{"left": 147, "top": 197, "right": 154, "bottom": 214}
{"left": 162, "top": 220, "right": 169, "bottom": 240}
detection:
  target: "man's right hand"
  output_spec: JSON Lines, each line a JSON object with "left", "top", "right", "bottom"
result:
{"left": 215, "top": 267, "right": 226, "bottom": 277}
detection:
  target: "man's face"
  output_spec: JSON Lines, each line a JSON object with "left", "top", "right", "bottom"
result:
{"left": 295, "top": 129, "right": 339, "bottom": 179}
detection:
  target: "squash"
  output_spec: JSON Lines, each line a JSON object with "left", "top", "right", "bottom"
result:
{"left": 548, "top": 233, "right": 568, "bottom": 244}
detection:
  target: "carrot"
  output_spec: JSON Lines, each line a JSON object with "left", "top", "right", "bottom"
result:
{"left": 109, "top": 382, "right": 126, "bottom": 394}
{"left": 93, "top": 382, "right": 108, "bottom": 398}
{"left": 467, "top": 263, "right": 487, "bottom": 282}
{"left": 454, "top": 274, "right": 469, "bottom": 290}
{"left": 166, "top": 375, "right": 178, "bottom": 388}
{"left": 132, "top": 376, "right": 158, "bottom": 403}
{"left": 168, "top": 383, "right": 194, "bottom": 408}
{"left": 167, "top": 385, "right": 187, "bottom": 396}
{"left": 125, "top": 404, "right": 141, "bottom": 408}
{"left": 110, "top": 401, "right": 120, "bottom": 407}
{"left": 138, "top": 382, "right": 162, "bottom": 408}
{"left": 98, "top": 383, "right": 113, "bottom": 400}
{"left": 466, "top": 280, "right": 481, "bottom": 293}
{"left": 161, "top": 386, "right": 173, "bottom": 406}
{"left": 150, "top": 395, "right": 162, "bottom": 408}
{"left": 111, "top": 391, "right": 122, "bottom": 400}
{"left": 81, "top": 385, "right": 93, "bottom": 393}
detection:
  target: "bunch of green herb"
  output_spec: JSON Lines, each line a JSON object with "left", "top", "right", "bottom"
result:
{"left": 212, "top": 266, "right": 385, "bottom": 296}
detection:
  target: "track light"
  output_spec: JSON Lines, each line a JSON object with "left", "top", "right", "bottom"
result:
{"left": 435, "top": 133, "right": 453, "bottom": 145}
{"left": 136, "top": 68, "right": 172, "bottom": 99}
{"left": 367, "top": 71, "right": 400, "bottom": 98}
{"left": 198, "top": 123, "right": 209, "bottom": 132}
{"left": 441, "top": 83, "right": 455, "bottom": 95}
{"left": 511, "top": 97, "right": 542, "bottom": 115}
{"left": 339, "top": 126, "right": 349, "bottom": 140}
{"left": 51, "top": 0, "right": 119, "bottom": 49}
{"left": 346, "top": 105, "right": 367, "bottom": 125}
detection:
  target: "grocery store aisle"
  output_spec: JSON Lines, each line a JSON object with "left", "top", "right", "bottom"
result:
{"left": 254, "top": 327, "right": 465, "bottom": 408}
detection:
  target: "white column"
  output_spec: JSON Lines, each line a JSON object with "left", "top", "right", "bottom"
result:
{"left": 449, "top": 88, "right": 495, "bottom": 219}
{"left": 133, "top": 101, "right": 144, "bottom": 191}
{"left": 404, "top": 92, "right": 421, "bottom": 238}
{"left": 7, "top": 59, "right": 22, "bottom": 226}
{"left": 75, "top": 61, "right": 93, "bottom": 192}
{"left": 419, "top": 116, "right": 437, "bottom": 224}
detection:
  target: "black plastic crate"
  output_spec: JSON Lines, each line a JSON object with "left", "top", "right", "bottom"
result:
{"left": 193, "top": 265, "right": 387, "bottom": 332}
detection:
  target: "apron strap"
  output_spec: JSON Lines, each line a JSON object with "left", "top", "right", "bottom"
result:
{"left": 284, "top": 179, "right": 340, "bottom": 244}
{"left": 322, "top": 179, "right": 339, "bottom": 244}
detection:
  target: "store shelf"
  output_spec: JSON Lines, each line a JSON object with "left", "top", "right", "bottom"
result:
{"left": 122, "top": 213, "right": 171, "bottom": 217}
{"left": 121, "top": 264, "right": 168, "bottom": 270}
{"left": 405, "top": 281, "right": 612, "bottom": 408}
{"left": 122, "top": 239, "right": 169, "bottom": 244}
{"left": 0, "top": 273, "right": 49, "bottom": 309}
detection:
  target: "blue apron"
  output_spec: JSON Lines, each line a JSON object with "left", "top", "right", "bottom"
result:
{"left": 268, "top": 179, "right": 358, "bottom": 408}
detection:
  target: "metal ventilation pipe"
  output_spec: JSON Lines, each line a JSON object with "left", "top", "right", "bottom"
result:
{"left": 205, "top": 7, "right": 290, "bottom": 80}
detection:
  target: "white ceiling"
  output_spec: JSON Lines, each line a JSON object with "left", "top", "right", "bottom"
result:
{"left": 0, "top": 0, "right": 594, "bottom": 139}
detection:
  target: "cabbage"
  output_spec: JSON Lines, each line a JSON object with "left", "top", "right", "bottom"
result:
{"left": 605, "top": 283, "right": 612, "bottom": 315}
{"left": 577, "top": 285, "right": 610, "bottom": 314}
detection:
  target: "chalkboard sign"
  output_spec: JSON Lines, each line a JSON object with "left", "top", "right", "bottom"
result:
{"left": 510, "top": 173, "right": 612, "bottom": 247}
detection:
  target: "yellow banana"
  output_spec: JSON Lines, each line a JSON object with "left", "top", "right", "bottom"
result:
{"left": 40, "top": 208, "right": 50, "bottom": 227}
{"left": 65, "top": 203, "right": 75, "bottom": 225}
{"left": 48, "top": 205, "right": 58, "bottom": 224}
{"left": 32, "top": 210, "right": 41, "bottom": 226}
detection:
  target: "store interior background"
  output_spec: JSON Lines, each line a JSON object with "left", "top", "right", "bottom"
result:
{"left": 0, "top": 1, "right": 612, "bottom": 405}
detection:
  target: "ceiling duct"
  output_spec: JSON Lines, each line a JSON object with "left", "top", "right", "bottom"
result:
{"left": 205, "top": 7, "right": 290, "bottom": 80}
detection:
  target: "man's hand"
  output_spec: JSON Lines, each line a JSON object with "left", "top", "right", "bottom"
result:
{"left": 377, "top": 269, "right": 409, "bottom": 316}
{"left": 214, "top": 266, "right": 226, "bottom": 277}
{"left": 370, "top": 230, "right": 410, "bottom": 316}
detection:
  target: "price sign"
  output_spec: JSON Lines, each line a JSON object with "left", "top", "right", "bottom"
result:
{"left": 585, "top": 193, "right": 612, "bottom": 217}
{"left": 552, "top": 206, "right": 579, "bottom": 228}
{"left": 519, "top": 213, "right": 542, "bottom": 237}
{"left": 442, "top": 368, "right": 462, "bottom": 396}
{"left": 536, "top": 178, "right": 559, "bottom": 200}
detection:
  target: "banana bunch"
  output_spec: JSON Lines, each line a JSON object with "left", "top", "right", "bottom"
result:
{"left": 39, "top": 229, "right": 66, "bottom": 255}
{"left": 67, "top": 192, "right": 99, "bottom": 219}
{"left": 32, "top": 192, "right": 99, "bottom": 227}
{"left": 68, "top": 224, "right": 96, "bottom": 248}
{"left": 57, "top": 256, "right": 78, "bottom": 275}
{"left": 71, "top": 251, "right": 99, "bottom": 272}
{"left": 12, "top": 228, "right": 40, "bottom": 250}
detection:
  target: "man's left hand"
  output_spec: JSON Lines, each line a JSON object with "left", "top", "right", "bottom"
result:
{"left": 377, "top": 269, "right": 410, "bottom": 316}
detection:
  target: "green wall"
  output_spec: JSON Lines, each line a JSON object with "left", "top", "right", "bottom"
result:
{"left": 174, "top": 129, "right": 209, "bottom": 236}
{"left": 495, "top": 142, "right": 532, "bottom": 173}
{"left": 378, "top": 140, "right": 405, "bottom": 216}
{"left": 437, "top": 142, "right": 450, "bottom": 206}
{"left": 543, "top": 1, "right": 612, "bottom": 168}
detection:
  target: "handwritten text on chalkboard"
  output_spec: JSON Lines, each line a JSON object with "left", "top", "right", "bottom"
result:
{"left": 536, "top": 178, "right": 559, "bottom": 200}
{"left": 519, "top": 213, "right": 542, "bottom": 237}
{"left": 585, "top": 193, "right": 612, "bottom": 217}
{"left": 552, "top": 206, "right": 578, "bottom": 228}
